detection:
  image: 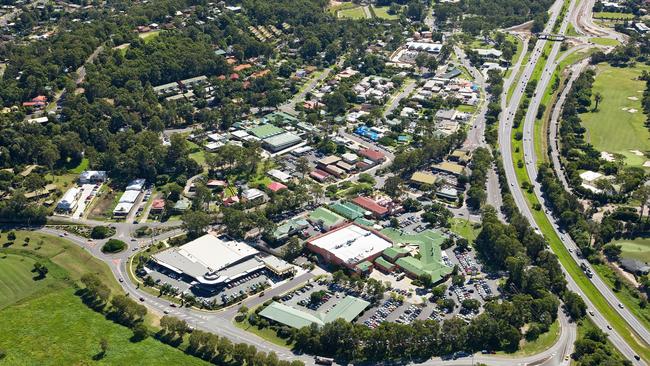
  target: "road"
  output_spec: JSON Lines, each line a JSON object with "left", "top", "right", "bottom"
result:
{"left": 279, "top": 59, "right": 344, "bottom": 115}
{"left": 31, "top": 221, "right": 583, "bottom": 366}
{"left": 383, "top": 79, "right": 417, "bottom": 118}
{"left": 547, "top": 59, "right": 588, "bottom": 193}
{"left": 499, "top": 0, "right": 649, "bottom": 362}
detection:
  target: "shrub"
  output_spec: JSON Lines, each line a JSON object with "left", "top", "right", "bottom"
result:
{"left": 91, "top": 226, "right": 110, "bottom": 239}
{"left": 101, "top": 239, "right": 127, "bottom": 253}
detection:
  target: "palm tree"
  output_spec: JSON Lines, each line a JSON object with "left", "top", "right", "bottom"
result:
{"left": 593, "top": 92, "right": 603, "bottom": 111}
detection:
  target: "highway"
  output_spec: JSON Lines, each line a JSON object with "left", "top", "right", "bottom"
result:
{"left": 499, "top": 0, "right": 650, "bottom": 362}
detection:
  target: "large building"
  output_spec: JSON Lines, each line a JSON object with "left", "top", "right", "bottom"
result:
{"left": 307, "top": 223, "right": 392, "bottom": 271}
{"left": 259, "top": 295, "right": 369, "bottom": 329}
{"left": 151, "top": 234, "right": 264, "bottom": 287}
{"left": 56, "top": 187, "right": 81, "bottom": 213}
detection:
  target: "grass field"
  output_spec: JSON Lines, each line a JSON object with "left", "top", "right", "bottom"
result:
{"left": 615, "top": 237, "right": 650, "bottom": 262}
{"left": 0, "top": 288, "right": 209, "bottom": 365}
{"left": 0, "top": 253, "right": 61, "bottom": 309}
{"left": 234, "top": 312, "right": 293, "bottom": 348}
{"left": 449, "top": 218, "right": 481, "bottom": 242}
{"left": 579, "top": 64, "right": 650, "bottom": 168}
{"left": 139, "top": 30, "right": 162, "bottom": 43}
{"left": 69, "top": 158, "right": 90, "bottom": 174}
{"left": 589, "top": 37, "right": 620, "bottom": 47}
{"left": 0, "top": 231, "right": 208, "bottom": 365}
{"left": 338, "top": 6, "right": 367, "bottom": 19}
{"left": 594, "top": 11, "right": 635, "bottom": 19}
{"left": 498, "top": 320, "right": 560, "bottom": 357}
{"left": 592, "top": 262, "right": 650, "bottom": 328}
{"left": 371, "top": 5, "right": 399, "bottom": 20}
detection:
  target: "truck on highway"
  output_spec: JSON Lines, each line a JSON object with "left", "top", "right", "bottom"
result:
{"left": 315, "top": 356, "right": 334, "bottom": 365}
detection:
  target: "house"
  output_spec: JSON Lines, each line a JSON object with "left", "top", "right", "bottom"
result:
{"left": 22, "top": 95, "right": 47, "bottom": 108}
{"left": 223, "top": 195, "right": 240, "bottom": 206}
{"left": 410, "top": 171, "right": 437, "bottom": 186}
{"left": 310, "top": 169, "right": 331, "bottom": 182}
{"left": 267, "top": 169, "right": 293, "bottom": 183}
{"left": 432, "top": 161, "right": 467, "bottom": 177}
{"left": 206, "top": 180, "right": 227, "bottom": 190}
{"left": 78, "top": 170, "right": 107, "bottom": 184}
{"left": 242, "top": 188, "right": 267, "bottom": 203}
{"left": 436, "top": 187, "right": 458, "bottom": 201}
{"left": 358, "top": 148, "right": 386, "bottom": 164}
{"left": 267, "top": 181, "right": 288, "bottom": 193}
{"left": 56, "top": 187, "right": 81, "bottom": 213}
{"left": 173, "top": 198, "right": 191, "bottom": 213}
{"left": 150, "top": 198, "right": 165, "bottom": 214}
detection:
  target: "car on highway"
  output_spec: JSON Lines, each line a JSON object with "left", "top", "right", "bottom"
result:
{"left": 119, "top": 278, "right": 124, "bottom": 283}
{"left": 139, "top": 297, "right": 145, "bottom": 302}
{"left": 606, "top": 324, "right": 612, "bottom": 330}
{"left": 618, "top": 303, "right": 624, "bottom": 309}
{"left": 163, "top": 309, "right": 169, "bottom": 314}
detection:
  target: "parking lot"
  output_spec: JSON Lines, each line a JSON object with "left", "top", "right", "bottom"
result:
{"left": 72, "top": 183, "right": 101, "bottom": 219}
{"left": 142, "top": 264, "right": 281, "bottom": 307}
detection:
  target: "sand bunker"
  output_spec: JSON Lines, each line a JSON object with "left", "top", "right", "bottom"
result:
{"left": 630, "top": 150, "right": 644, "bottom": 156}
{"left": 644, "top": 161, "right": 650, "bottom": 168}
{"left": 628, "top": 108, "right": 638, "bottom": 113}
{"left": 601, "top": 151, "right": 615, "bottom": 162}
{"left": 627, "top": 96, "right": 639, "bottom": 101}
{"left": 622, "top": 107, "right": 629, "bottom": 111}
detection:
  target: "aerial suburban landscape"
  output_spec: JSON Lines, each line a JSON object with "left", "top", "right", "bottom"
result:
{"left": 0, "top": 0, "right": 649, "bottom": 365}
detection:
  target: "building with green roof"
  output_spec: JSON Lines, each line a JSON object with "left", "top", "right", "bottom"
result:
{"left": 381, "top": 228, "right": 452, "bottom": 283}
{"left": 374, "top": 257, "right": 395, "bottom": 272}
{"left": 308, "top": 207, "right": 346, "bottom": 230}
{"left": 355, "top": 260, "right": 373, "bottom": 274}
{"left": 259, "top": 295, "right": 370, "bottom": 329}
{"left": 382, "top": 246, "right": 409, "bottom": 262}
{"left": 330, "top": 201, "right": 366, "bottom": 220}
{"left": 273, "top": 218, "right": 309, "bottom": 241}
{"left": 354, "top": 217, "right": 375, "bottom": 228}
{"left": 248, "top": 124, "right": 284, "bottom": 139}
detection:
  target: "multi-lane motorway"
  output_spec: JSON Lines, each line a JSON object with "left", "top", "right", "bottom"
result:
{"left": 499, "top": 0, "right": 650, "bottom": 362}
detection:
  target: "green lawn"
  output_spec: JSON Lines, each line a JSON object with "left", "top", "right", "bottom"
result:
{"left": 449, "top": 218, "right": 481, "bottom": 242}
{"left": 338, "top": 6, "right": 367, "bottom": 19}
{"left": 69, "top": 158, "right": 89, "bottom": 174}
{"left": 594, "top": 11, "right": 634, "bottom": 19}
{"left": 139, "top": 30, "right": 162, "bottom": 43}
{"left": 0, "top": 253, "right": 61, "bottom": 309}
{"left": 579, "top": 64, "right": 650, "bottom": 168}
{"left": 0, "top": 231, "right": 209, "bottom": 365}
{"left": 592, "top": 263, "right": 650, "bottom": 329}
{"left": 371, "top": 5, "right": 399, "bottom": 20}
{"left": 615, "top": 237, "right": 650, "bottom": 262}
{"left": 0, "top": 288, "right": 209, "bottom": 366}
{"left": 497, "top": 320, "right": 560, "bottom": 357}
{"left": 589, "top": 37, "right": 620, "bottom": 47}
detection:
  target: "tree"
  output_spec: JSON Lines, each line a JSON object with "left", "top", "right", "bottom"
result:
{"left": 593, "top": 92, "right": 602, "bottom": 111}
{"left": 563, "top": 291, "right": 587, "bottom": 320}
{"left": 32, "top": 262, "right": 48, "bottom": 279}
{"left": 91, "top": 225, "right": 110, "bottom": 239}
{"left": 131, "top": 322, "right": 149, "bottom": 341}
{"left": 383, "top": 176, "right": 403, "bottom": 199}
{"left": 101, "top": 239, "right": 127, "bottom": 253}
{"left": 295, "top": 157, "right": 310, "bottom": 178}
{"left": 7, "top": 231, "right": 16, "bottom": 241}
{"left": 181, "top": 210, "right": 211, "bottom": 238}
{"left": 98, "top": 338, "right": 108, "bottom": 358}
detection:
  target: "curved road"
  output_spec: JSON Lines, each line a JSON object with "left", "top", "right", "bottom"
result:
{"left": 500, "top": 0, "right": 649, "bottom": 362}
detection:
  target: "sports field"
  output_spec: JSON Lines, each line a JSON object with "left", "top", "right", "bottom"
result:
{"left": 615, "top": 237, "right": 650, "bottom": 262}
{"left": 338, "top": 6, "right": 367, "bottom": 19}
{"left": 371, "top": 5, "right": 399, "bottom": 20}
{"left": 0, "top": 231, "right": 208, "bottom": 365}
{"left": 579, "top": 64, "right": 650, "bottom": 168}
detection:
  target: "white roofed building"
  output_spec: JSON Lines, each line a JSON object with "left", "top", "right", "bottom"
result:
{"left": 151, "top": 234, "right": 263, "bottom": 286}
{"left": 306, "top": 223, "right": 392, "bottom": 270}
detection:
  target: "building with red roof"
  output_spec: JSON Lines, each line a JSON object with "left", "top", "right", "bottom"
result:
{"left": 150, "top": 198, "right": 165, "bottom": 214}
{"left": 310, "top": 169, "right": 331, "bottom": 182}
{"left": 358, "top": 148, "right": 385, "bottom": 163}
{"left": 352, "top": 196, "right": 388, "bottom": 218}
{"left": 267, "top": 181, "right": 288, "bottom": 192}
